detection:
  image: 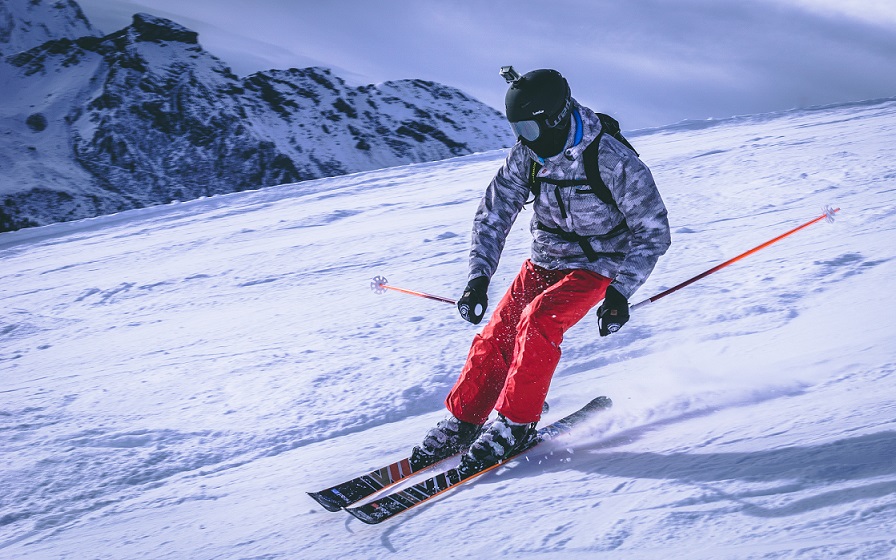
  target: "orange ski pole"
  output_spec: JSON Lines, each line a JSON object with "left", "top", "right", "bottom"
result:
{"left": 371, "top": 276, "right": 456, "bottom": 305}
{"left": 631, "top": 206, "right": 840, "bottom": 311}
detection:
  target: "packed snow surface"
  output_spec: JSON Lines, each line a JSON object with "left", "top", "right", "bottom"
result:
{"left": 2, "top": 98, "right": 895, "bottom": 559}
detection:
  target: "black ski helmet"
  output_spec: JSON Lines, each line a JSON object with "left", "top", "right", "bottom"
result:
{"left": 504, "top": 69, "right": 572, "bottom": 157}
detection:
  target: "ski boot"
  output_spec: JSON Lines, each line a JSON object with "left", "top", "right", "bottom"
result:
{"left": 457, "top": 414, "right": 537, "bottom": 477}
{"left": 410, "top": 415, "right": 483, "bottom": 470}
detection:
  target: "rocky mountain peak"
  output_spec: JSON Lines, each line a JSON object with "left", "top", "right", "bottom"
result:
{"left": 130, "top": 13, "right": 199, "bottom": 45}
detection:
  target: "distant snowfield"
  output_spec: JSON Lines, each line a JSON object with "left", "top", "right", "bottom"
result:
{"left": 2, "top": 98, "right": 895, "bottom": 559}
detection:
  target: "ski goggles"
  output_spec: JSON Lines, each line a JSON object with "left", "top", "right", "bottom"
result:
{"left": 509, "top": 119, "right": 542, "bottom": 142}
{"left": 508, "top": 98, "right": 571, "bottom": 142}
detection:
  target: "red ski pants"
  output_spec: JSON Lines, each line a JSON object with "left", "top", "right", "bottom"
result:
{"left": 446, "top": 260, "right": 611, "bottom": 425}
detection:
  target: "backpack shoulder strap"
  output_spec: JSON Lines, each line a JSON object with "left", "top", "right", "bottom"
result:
{"left": 582, "top": 138, "right": 615, "bottom": 208}
{"left": 583, "top": 113, "right": 640, "bottom": 208}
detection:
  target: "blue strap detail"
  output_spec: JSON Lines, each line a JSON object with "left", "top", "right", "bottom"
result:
{"left": 572, "top": 109, "right": 583, "bottom": 147}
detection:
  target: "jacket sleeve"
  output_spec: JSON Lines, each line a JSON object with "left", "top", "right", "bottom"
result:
{"left": 468, "top": 150, "right": 531, "bottom": 282}
{"left": 606, "top": 154, "right": 671, "bottom": 299}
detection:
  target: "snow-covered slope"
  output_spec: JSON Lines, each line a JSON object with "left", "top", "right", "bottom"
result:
{"left": 1, "top": 97, "right": 895, "bottom": 559}
{"left": 0, "top": 5, "right": 514, "bottom": 232}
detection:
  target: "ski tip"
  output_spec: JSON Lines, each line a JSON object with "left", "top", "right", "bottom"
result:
{"left": 591, "top": 396, "right": 613, "bottom": 409}
{"left": 307, "top": 491, "right": 346, "bottom": 512}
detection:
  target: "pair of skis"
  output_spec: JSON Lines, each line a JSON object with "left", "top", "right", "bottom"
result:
{"left": 308, "top": 396, "right": 612, "bottom": 524}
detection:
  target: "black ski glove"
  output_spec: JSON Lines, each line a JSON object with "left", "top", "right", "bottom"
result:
{"left": 597, "top": 285, "right": 629, "bottom": 336}
{"left": 458, "top": 276, "right": 489, "bottom": 324}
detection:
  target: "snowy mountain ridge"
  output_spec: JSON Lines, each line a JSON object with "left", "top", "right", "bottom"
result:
{"left": 0, "top": 2, "right": 514, "bottom": 232}
{"left": 0, "top": 0, "right": 98, "bottom": 56}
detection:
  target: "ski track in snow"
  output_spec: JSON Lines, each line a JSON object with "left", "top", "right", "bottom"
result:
{"left": 1, "top": 99, "right": 896, "bottom": 559}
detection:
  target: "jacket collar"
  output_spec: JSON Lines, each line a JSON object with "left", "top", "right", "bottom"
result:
{"left": 533, "top": 99, "right": 599, "bottom": 164}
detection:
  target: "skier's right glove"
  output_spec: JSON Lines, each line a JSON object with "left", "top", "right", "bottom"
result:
{"left": 597, "top": 285, "right": 629, "bottom": 336}
{"left": 457, "top": 276, "right": 489, "bottom": 324}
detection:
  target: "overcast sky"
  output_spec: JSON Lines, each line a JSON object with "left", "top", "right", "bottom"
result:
{"left": 76, "top": 0, "right": 896, "bottom": 129}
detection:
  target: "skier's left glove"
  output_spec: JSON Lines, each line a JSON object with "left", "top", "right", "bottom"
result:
{"left": 458, "top": 276, "right": 489, "bottom": 324}
{"left": 597, "top": 285, "right": 629, "bottom": 336}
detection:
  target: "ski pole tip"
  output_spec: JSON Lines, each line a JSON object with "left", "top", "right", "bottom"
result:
{"left": 824, "top": 205, "right": 840, "bottom": 223}
{"left": 371, "top": 275, "right": 388, "bottom": 294}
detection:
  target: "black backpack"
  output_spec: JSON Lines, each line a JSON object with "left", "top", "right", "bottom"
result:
{"left": 526, "top": 113, "right": 638, "bottom": 208}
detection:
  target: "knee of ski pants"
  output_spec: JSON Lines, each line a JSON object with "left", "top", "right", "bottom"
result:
{"left": 510, "top": 306, "right": 563, "bottom": 360}
{"left": 519, "top": 295, "right": 575, "bottom": 341}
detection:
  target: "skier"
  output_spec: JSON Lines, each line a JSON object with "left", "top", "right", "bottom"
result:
{"left": 411, "top": 68, "right": 671, "bottom": 476}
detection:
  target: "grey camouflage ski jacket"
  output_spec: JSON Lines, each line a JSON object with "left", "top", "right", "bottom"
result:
{"left": 469, "top": 101, "right": 671, "bottom": 300}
